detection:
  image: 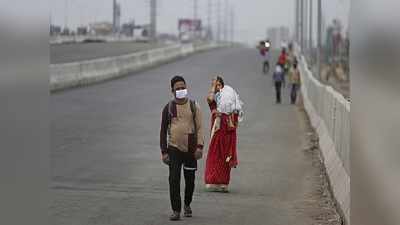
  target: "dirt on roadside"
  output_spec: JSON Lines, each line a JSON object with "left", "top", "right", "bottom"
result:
{"left": 293, "top": 96, "right": 344, "bottom": 225}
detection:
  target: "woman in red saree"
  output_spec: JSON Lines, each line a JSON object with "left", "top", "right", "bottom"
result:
{"left": 205, "top": 76, "right": 242, "bottom": 192}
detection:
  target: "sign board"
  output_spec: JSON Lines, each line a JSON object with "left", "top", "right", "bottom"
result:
{"left": 178, "top": 19, "right": 202, "bottom": 33}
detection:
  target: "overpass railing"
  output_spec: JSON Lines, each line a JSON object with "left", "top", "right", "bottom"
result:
{"left": 298, "top": 50, "right": 350, "bottom": 224}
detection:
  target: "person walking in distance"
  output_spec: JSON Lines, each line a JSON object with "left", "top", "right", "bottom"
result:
{"left": 289, "top": 61, "right": 301, "bottom": 104}
{"left": 160, "top": 76, "right": 204, "bottom": 221}
{"left": 273, "top": 64, "right": 286, "bottom": 104}
{"left": 278, "top": 47, "right": 289, "bottom": 73}
{"left": 258, "top": 40, "right": 271, "bottom": 74}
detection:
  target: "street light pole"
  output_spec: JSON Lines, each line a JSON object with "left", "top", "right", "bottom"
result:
{"left": 194, "top": 0, "right": 198, "bottom": 38}
{"left": 224, "top": 0, "right": 228, "bottom": 42}
{"left": 309, "top": 0, "right": 313, "bottom": 58}
{"left": 295, "top": 0, "right": 299, "bottom": 43}
{"left": 194, "top": 0, "right": 198, "bottom": 20}
{"left": 150, "top": 0, "right": 157, "bottom": 40}
{"left": 300, "top": 0, "right": 304, "bottom": 52}
{"left": 64, "top": 0, "right": 69, "bottom": 30}
{"left": 217, "top": 0, "right": 221, "bottom": 42}
{"left": 304, "top": 0, "right": 308, "bottom": 51}
{"left": 317, "top": 0, "right": 322, "bottom": 79}
{"left": 230, "top": 6, "right": 234, "bottom": 44}
{"left": 207, "top": 0, "right": 212, "bottom": 40}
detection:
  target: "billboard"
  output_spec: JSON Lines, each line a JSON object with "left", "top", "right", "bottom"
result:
{"left": 178, "top": 19, "right": 202, "bottom": 33}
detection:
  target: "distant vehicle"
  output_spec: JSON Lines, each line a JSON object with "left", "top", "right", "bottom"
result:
{"left": 180, "top": 33, "right": 191, "bottom": 43}
{"left": 77, "top": 27, "right": 88, "bottom": 36}
{"left": 82, "top": 39, "right": 106, "bottom": 43}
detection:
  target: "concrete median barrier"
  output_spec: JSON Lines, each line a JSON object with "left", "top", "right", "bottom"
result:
{"left": 50, "top": 42, "right": 227, "bottom": 92}
{"left": 50, "top": 35, "right": 149, "bottom": 45}
{"left": 298, "top": 53, "right": 350, "bottom": 224}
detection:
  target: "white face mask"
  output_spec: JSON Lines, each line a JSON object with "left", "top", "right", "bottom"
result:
{"left": 175, "top": 89, "right": 188, "bottom": 99}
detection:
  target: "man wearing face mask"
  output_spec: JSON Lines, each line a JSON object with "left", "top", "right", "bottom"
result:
{"left": 160, "top": 76, "right": 204, "bottom": 221}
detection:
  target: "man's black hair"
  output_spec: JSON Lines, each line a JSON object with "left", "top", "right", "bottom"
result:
{"left": 216, "top": 76, "right": 224, "bottom": 87}
{"left": 293, "top": 57, "right": 298, "bottom": 67}
{"left": 170, "top": 75, "right": 186, "bottom": 89}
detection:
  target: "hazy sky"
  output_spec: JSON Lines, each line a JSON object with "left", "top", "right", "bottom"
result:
{"left": 50, "top": 0, "right": 350, "bottom": 44}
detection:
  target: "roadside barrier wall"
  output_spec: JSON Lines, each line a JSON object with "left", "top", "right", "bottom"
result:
{"left": 298, "top": 53, "right": 350, "bottom": 224}
{"left": 50, "top": 42, "right": 226, "bottom": 92}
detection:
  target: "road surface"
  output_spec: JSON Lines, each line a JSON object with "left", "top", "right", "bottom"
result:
{"left": 50, "top": 42, "right": 166, "bottom": 64}
{"left": 51, "top": 47, "right": 341, "bottom": 225}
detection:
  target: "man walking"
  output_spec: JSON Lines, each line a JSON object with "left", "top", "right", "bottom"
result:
{"left": 258, "top": 40, "right": 271, "bottom": 74}
{"left": 160, "top": 76, "right": 204, "bottom": 221}
{"left": 273, "top": 64, "right": 286, "bottom": 104}
{"left": 289, "top": 62, "right": 301, "bottom": 104}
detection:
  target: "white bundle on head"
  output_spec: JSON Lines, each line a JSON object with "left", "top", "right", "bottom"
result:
{"left": 216, "top": 85, "right": 244, "bottom": 122}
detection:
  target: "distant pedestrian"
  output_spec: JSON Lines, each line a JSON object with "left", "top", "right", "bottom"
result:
{"left": 258, "top": 40, "right": 271, "bottom": 74}
{"left": 289, "top": 62, "right": 301, "bottom": 104}
{"left": 160, "top": 76, "right": 204, "bottom": 221}
{"left": 273, "top": 64, "right": 286, "bottom": 104}
{"left": 278, "top": 47, "right": 289, "bottom": 73}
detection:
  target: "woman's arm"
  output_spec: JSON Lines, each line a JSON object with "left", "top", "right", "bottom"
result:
{"left": 207, "top": 78, "right": 217, "bottom": 104}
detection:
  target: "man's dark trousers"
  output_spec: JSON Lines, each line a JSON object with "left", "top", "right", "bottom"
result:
{"left": 168, "top": 147, "right": 197, "bottom": 212}
{"left": 275, "top": 81, "right": 282, "bottom": 103}
{"left": 290, "top": 84, "right": 299, "bottom": 104}
{"left": 263, "top": 61, "right": 269, "bottom": 73}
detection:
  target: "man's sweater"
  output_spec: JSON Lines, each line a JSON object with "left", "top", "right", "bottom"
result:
{"left": 160, "top": 99, "right": 204, "bottom": 154}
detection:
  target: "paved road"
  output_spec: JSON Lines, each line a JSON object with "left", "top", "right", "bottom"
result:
{"left": 51, "top": 47, "right": 339, "bottom": 225}
{"left": 50, "top": 42, "right": 166, "bottom": 64}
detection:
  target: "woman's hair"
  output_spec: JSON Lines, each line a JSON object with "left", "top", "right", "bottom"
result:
{"left": 216, "top": 76, "right": 224, "bottom": 87}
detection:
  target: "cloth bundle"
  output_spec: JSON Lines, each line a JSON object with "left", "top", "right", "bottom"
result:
{"left": 216, "top": 85, "right": 244, "bottom": 122}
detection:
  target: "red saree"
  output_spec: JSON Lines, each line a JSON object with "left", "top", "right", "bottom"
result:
{"left": 205, "top": 101, "right": 239, "bottom": 185}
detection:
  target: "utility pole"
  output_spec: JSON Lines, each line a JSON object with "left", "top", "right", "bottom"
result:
{"left": 194, "top": 0, "right": 198, "bottom": 20}
{"left": 193, "top": 0, "right": 198, "bottom": 38}
{"left": 113, "top": 0, "right": 116, "bottom": 33}
{"left": 317, "top": 0, "right": 322, "bottom": 79}
{"left": 207, "top": 0, "right": 211, "bottom": 40}
{"left": 230, "top": 6, "right": 234, "bottom": 44}
{"left": 150, "top": 0, "right": 157, "bottom": 40}
{"left": 300, "top": 0, "right": 304, "bottom": 51}
{"left": 224, "top": 0, "right": 228, "bottom": 42}
{"left": 309, "top": 0, "right": 313, "bottom": 55}
{"left": 304, "top": 0, "right": 308, "bottom": 51}
{"left": 295, "top": 0, "right": 299, "bottom": 43}
{"left": 64, "top": 0, "right": 69, "bottom": 30}
{"left": 217, "top": 0, "right": 221, "bottom": 42}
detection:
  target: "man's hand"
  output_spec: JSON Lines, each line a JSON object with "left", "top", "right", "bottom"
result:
{"left": 161, "top": 153, "right": 170, "bottom": 165}
{"left": 194, "top": 149, "right": 203, "bottom": 160}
